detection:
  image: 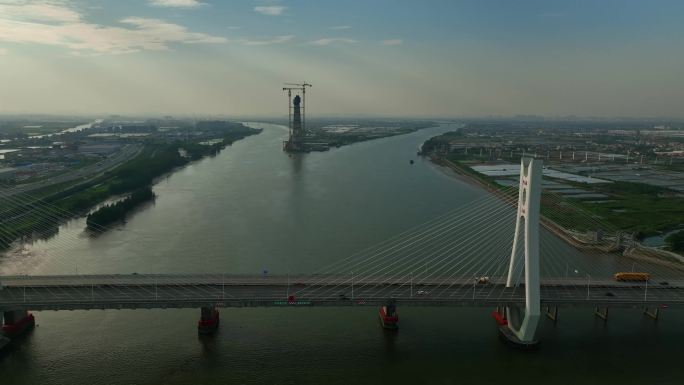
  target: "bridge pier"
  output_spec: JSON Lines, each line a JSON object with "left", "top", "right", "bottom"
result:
{"left": 379, "top": 299, "right": 398, "bottom": 330}
{"left": 197, "top": 306, "right": 219, "bottom": 334}
{"left": 498, "top": 158, "right": 542, "bottom": 349}
{"left": 545, "top": 306, "right": 558, "bottom": 323}
{"left": 495, "top": 306, "right": 507, "bottom": 320}
{"left": 2, "top": 309, "right": 35, "bottom": 337}
{"left": 594, "top": 306, "right": 609, "bottom": 322}
{"left": 643, "top": 307, "right": 660, "bottom": 320}
{"left": 492, "top": 306, "right": 507, "bottom": 326}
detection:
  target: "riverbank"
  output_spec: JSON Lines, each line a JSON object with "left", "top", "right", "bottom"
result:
{"left": 86, "top": 187, "right": 155, "bottom": 230}
{"left": 424, "top": 152, "right": 684, "bottom": 269}
{"left": 282, "top": 119, "right": 437, "bottom": 152}
{"left": 0, "top": 126, "right": 261, "bottom": 248}
{"left": 421, "top": 128, "right": 684, "bottom": 239}
{"left": 434, "top": 157, "right": 620, "bottom": 249}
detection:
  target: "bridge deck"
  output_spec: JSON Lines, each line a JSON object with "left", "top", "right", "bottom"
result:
{"left": 2, "top": 274, "right": 683, "bottom": 311}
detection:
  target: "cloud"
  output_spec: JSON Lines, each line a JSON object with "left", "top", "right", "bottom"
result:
{"left": 308, "top": 38, "right": 356, "bottom": 46}
{"left": 254, "top": 6, "right": 286, "bottom": 16}
{"left": 0, "top": 2, "right": 81, "bottom": 22}
{"left": 149, "top": 0, "right": 204, "bottom": 8}
{"left": 331, "top": 25, "right": 351, "bottom": 30}
{"left": 381, "top": 39, "right": 402, "bottom": 46}
{"left": 241, "top": 34, "right": 293, "bottom": 46}
{"left": 0, "top": 3, "right": 227, "bottom": 54}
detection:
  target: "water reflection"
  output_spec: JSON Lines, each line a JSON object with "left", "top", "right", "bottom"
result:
{"left": 289, "top": 153, "right": 305, "bottom": 175}
{"left": 382, "top": 328, "right": 398, "bottom": 354}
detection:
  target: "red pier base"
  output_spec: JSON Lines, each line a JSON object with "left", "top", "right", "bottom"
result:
{"left": 379, "top": 300, "right": 399, "bottom": 330}
{"left": 198, "top": 306, "right": 220, "bottom": 335}
{"left": 492, "top": 310, "right": 508, "bottom": 326}
{"left": 492, "top": 308, "right": 538, "bottom": 349}
{"left": 2, "top": 310, "right": 35, "bottom": 338}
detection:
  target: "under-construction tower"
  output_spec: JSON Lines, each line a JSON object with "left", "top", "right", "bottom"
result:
{"left": 283, "top": 82, "right": 311, "bottom": 152}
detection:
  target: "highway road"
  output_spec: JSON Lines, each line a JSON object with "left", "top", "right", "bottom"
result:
{"left": 1, "top": 143, "right": 142, "bottom": 198}
{"left": 2, "top": 274, "right": 683, "bottom": 311}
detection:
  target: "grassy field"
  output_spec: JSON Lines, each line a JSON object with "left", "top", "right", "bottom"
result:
{"left": 570, "top": 182, "right": 684, "bottom": 238}
{"left": 422, "top": 132, "right": 684, "bottom": 241}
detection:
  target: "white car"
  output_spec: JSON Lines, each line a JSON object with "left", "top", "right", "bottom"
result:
{"left": 417, "top": 290, "right": 429, "bottom": 295}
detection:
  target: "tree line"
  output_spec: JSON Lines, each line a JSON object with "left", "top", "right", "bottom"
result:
{"left": 86, "top": 187, "right": 155, "bottom": 230}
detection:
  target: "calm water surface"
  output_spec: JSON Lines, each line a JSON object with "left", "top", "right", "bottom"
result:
{"left": 1, "top": 123, "right": 682, "bottom": 384}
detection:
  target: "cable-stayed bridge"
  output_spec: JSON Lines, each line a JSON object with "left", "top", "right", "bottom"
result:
{"left": 2, "top": 158, "right": 684, "bottom": 346}
{"left": 2, "top": 274, "right": 683, "bottom": 310}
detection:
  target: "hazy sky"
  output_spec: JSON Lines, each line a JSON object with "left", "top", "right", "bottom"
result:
{"left": 1, "top": 0, "right": 683, "bottom": 118}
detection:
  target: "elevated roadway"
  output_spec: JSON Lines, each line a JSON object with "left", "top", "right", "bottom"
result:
{"left": 1, "top": 274, "right": 683, "bottom": 311}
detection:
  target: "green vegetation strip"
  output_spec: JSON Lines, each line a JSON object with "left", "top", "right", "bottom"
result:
{"left": 421, "top": 130, "right": 684, "bottom": 241}
{"left": 86, "top": 187, "right": 155, "bottom": 229}
{"left": 0, "top": 128, "right": 260, "bottom": 250}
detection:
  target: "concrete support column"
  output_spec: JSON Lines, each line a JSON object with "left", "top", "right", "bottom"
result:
{"left": 2, "top": 309, "right": 35, "bottom": 337}
{"left": 545, "top": 306, "right": 558, "bottom": 323}
{"left": 379, "top": 299, "right": 398, "bottom": 330}
{"left": 197, "top": 306, "right": 220, "bottom": 334}
{"left": 594, "top": 307, "right": 609, "bottom": 322}
{"left": 644, "top": 307, "right": 660, "bottom": 320}
{"left": 501, "top": 158, "right": 542, "bottom": 348}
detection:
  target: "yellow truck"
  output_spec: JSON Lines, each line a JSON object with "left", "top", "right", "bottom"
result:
{"left": 613, "top": 272, "right": 650, "bottom": 282}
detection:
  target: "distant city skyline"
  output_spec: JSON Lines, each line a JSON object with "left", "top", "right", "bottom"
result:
{"left": 1, "top": 0, "right": 683, "bottom": 118}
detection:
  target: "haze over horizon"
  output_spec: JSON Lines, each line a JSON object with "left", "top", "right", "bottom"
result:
{"left": 1, "top": 0, "right": 683, "bottom": 118}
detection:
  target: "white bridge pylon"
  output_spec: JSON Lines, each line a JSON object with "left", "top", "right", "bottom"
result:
{"left": 505, "top": 157, "right": 542, "bottom": 343}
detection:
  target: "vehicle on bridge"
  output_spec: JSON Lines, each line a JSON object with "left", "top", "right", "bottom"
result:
{"left": 614, "top": 272, "right": 650, "bottom": 282}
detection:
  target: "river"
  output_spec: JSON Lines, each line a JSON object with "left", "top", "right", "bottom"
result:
{"left": 28, "top": 119, "right": 104, "bottom": 139}
{"left": 1, "top": 123, "right": 682, "bottom": 384}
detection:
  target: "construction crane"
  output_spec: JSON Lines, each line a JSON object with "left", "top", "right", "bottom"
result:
{"left": 282, "top": 87, "right": 298, "bottom": 139}
{"left": 282, "top": 82, "right": 312, "bottom": 152}
{"left": 283, "top": 82, "right": 312, "bottom": 132}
